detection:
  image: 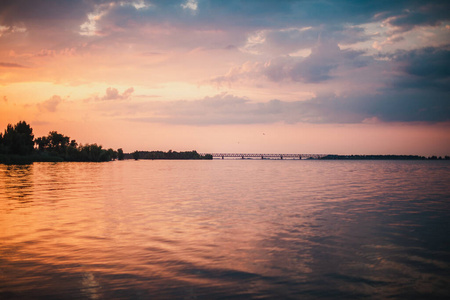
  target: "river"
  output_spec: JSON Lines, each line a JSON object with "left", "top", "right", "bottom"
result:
{"left": 1, "top": 160, "right": 449, "bottom": 299}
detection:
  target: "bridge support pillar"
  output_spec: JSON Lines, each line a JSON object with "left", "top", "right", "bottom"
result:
{"left": 222, "top": 156, "right": 224, "bottom": 159}
{"left": 261, "top": 156, "right": 264, "bottom": 159}
{"left": 280, "top": 155, "right": 283, "bottom": 160}
{"left": 242, "top": 156, "right": 244, "bottom": 159}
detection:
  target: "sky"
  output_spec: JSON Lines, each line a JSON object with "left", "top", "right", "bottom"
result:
{"left": 0, "top": 0, "right": 449, "bottom": 155}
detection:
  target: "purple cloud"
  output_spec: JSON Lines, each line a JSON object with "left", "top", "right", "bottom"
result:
{"left": 101, "top": 87, "right": 134, "bottom": 101}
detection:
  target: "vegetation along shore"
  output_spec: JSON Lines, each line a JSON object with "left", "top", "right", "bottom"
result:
{"left": 0, "top": 121, "right": 211, "bottom": 164}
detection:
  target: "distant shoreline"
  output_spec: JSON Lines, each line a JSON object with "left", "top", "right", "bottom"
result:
{"left": 319, "top": 155, "right": 450, "bottom": 160}
{"left": 201, "top": 153, "right": 450, "bottom": 160}
{"left": 124, "top": 150, "right": 212, "bottom": 160}
{"left": 1, "top": 121, "right": 448, "bottom": 165}
{"left": 2, "top": 152, "right": 449, "bottom": 165}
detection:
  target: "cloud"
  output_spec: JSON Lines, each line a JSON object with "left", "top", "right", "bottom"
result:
{"left": 242, "top": 25, "right": 372, "bottom": 56}
{"left": 37, "top": 95, "right": 63, "bottom": 112}
{"left": 0, "top": 62, "right": 28, "bottom": 68}
{"left": 395, "top": 46, "right": 450, "bottom": 79}
{"left": 181, "top": 0, "right": 198, "bottom": 12}
{"left": 382, "top": 45, "right": 450, "bottom": 91}
{"left": 80, "top": 1, "right": 449, "bottom": 40}
{"left": 73, "top": 0, "right": 388, "bottom": 56}
{"left": 101, "top": 87, "right": 134, "bottom": 101}
{"left": 1, "top": 0, "right": 447, "bottom": 66}
{"left": 2, "top": 0, "right": 449, "bottom": 128}
{"left": 2, "top": 1, "right": 448, "bottom": 42}
{"left": 35, "top": 49, "right": 56, "bottom": 57}
{"left": 383, "top": 3, "right": 450, "bottom": 33}
{"left": 287, "top": 41, "right": 343, "bottom": 83}
{"left": 0, "top": 0, "right": 95, "bottom": 27}
{"left": 97, "top": 90, "right": 450, "bottom": 126}
{"left": 211, "top": 40, "right": 369, "bottom": 85}
{"left": 0, "top": 24, "right": 26, "bottom": 36}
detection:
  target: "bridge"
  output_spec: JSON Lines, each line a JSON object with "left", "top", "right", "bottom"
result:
{"left": 199, "top": 153, "right": 329, "bottom": 160}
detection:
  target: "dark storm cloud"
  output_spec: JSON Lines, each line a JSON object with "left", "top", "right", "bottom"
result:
{"left": 384, "top": 2, "right": 450, "bottom": 33}
{"left": 382, "top": 45, "right": 450, "bottom": 91}
{"left": 102, "top": 89, "right": 449, "bottom": 126}
{"left": 396, "top": 46, "right": 450, "bottom": 80}
{"left": 303, "top": 91, "right": 449, "bottom": 123}
{"left": 366, "top": 91, "right": 449, "bottom": 123}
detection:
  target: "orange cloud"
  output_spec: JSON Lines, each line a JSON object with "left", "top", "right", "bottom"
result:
{"left": 37, "top": 95, "right": 63, "bottom": 112}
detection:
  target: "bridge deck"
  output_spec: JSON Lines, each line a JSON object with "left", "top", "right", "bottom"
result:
{"left": 200, "top": 153, "right": 328, "bottom": 159}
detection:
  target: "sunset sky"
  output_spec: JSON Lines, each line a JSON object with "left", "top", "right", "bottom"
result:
{"left": 1, "top": 0, "right": 449, "bottom": 155}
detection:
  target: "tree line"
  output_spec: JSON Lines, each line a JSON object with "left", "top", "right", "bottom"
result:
{"left": 0, "top": 121, "right": 124, "bottom": 164}
{"left": 0, "top": 121, "right": 211, "bottom": 164}
{"left": 130, "top": 150, "right": 212, "bottom": 160}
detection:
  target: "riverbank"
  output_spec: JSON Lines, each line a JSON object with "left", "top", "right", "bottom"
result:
{"left": 0, "top": 154, "right": 64, "bottom": 164}
{"left": 124, "top": 150, "right": 213, "bottom": 160}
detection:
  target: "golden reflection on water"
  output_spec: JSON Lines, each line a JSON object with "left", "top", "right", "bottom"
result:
{"left": 1, "top": 160, "right": 450, "bottom": 299}
{"left": 1, "top": 164, "right": 34, "bottom": 206}
{"left": 81, "top": 272, "right": 101, "bottom": 300}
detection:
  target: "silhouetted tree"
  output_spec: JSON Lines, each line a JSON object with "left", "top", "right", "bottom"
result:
{"left": 107, "top": 148, "right": 117, "bottom": 160}
{"left": 34, "top": 130, "right": 116, "bottom": 162}
{"left": 117, "top": 148, "right": 124, "bottom": 160}
{"left": 35, "top": 136, "right": 48, "bottom": 152}
{"left": 132, "top": 150, "right": 139, "bottom": 160}
{"left": 0, "top": 121, "right": 34, "bottom": 155}
{"left": 0, "top": 132, "right": 4, "bottom": 154}
{"left": 36, "top": 131, "right": 70, "bottom": 155}
{"left": 49, "top": 131, "right": 70, "bottom": 153}
{"left": 80, "top": 144, "right": 104, "bottom": 162}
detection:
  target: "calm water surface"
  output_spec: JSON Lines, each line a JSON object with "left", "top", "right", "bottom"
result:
{"left": 1, "top": 160, "right": 449, "bottom": 299}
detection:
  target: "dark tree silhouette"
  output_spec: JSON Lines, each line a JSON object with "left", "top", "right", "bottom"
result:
{"left": 36, "top": 131, "right": 70, "bottom": 154}
{"left": 34, "top": 130, "right": 117, "bottom": 162}
{"left": 0, "top": 121, "right": 34, "bottom": 155}
{"left": 108, "top": 148, "right": 117, "bottom": 160}
{"left": 117, "top": 148, "right": 124, "bottom": 160}
{"left": 1, "top": 121, "right": 120, "bottom": 164}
